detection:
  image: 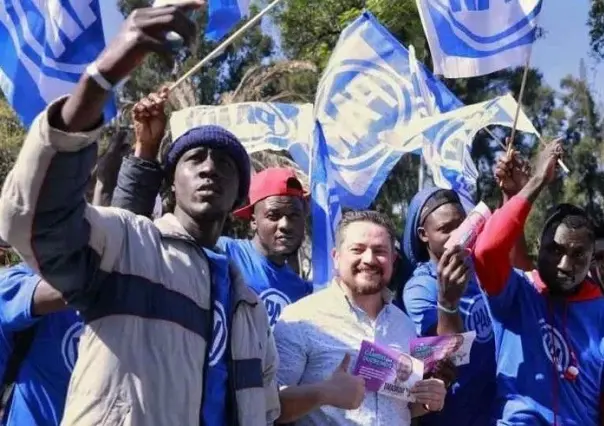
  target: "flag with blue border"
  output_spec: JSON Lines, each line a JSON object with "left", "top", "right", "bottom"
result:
{"left": 0, "top": 0, "right": 122, "bottom": 127}
{"left": 416, "top": 0, "right": 543, "bottom": 78}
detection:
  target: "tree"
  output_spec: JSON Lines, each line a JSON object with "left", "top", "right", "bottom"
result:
{"left": 0, "top": 94, "right": 25, "bottom": 187}
{"left": 589, "top": 0, "right": 604, "bottom": 60}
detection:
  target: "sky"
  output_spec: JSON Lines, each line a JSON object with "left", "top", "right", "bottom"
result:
{"left": 532, "top": 0, "right": 603, "bottom": 102}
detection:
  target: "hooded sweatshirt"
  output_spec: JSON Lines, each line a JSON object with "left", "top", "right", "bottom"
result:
{"left": 400, "top": 187, "right": 497, "bottom": 426}
{"left": 474, "top": 195, "right": 604, "bottom": 426}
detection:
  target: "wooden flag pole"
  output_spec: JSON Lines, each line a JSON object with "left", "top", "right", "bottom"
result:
{"left": 506, "top": 51, "right": 532, "bottom": 156}
{"left": 169, "top": 0, "right": 284, "bottom": 92}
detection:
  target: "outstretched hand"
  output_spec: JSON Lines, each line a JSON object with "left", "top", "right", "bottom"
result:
{"left": 96, "top": 1, "right": 205, "bottom": 84}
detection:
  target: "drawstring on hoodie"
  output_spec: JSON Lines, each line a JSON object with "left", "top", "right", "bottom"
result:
{"left": 547, "top": 299, "right": 577, "bottom": 426}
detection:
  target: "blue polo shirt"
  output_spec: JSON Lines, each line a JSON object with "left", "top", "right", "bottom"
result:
{"left": 217, "top": 238, "right": 312, "bottom": 327}
{"left": 0, "top": 264, "right": 82, "bottom": 426}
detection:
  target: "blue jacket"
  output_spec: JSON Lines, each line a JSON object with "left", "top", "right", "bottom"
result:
{"left": 400, "top": 186, "right": 496, "bottom": 426}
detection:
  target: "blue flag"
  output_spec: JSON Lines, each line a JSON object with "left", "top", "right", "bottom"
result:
{"left": 310, "top": 121, "right": 342, "bottom": 289}
{"left": 0, "top": 1, "right": 122, "bottom": 127}
{"left": 206, "top": 0, "right": 251, "bottom": 41}
{"left": 416, "top": 0, "right": 543, "bottom": 78}
{"left": 314, "top": 11, "right": 460, "bottom": 209}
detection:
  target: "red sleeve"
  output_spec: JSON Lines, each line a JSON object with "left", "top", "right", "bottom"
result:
{"left": 474, "top": 195, "right": 532, "bottom": 296}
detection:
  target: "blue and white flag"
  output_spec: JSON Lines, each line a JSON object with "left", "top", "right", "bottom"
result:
{"left": 416, "top": 0, "right": 543, "bottom": 78}
{"left": 408, "top": 44, "right": 477, "bottom": 200}
{"left": 206, "top": 0, "right": 250, "bottom": 41}
{"left": 0, "top": 1, "right": 122, "bottom": 127}
{"left": 417, "top": 94, "right": 539, "bottom": 199}
{"left": 315, "top": 11, "right": 461, "bottom": 209}
{"left": 170, "top": 102, "right": 314, "bottom": 171}
{"left": 310, "top": 121, "right": 342, "bottom": 289}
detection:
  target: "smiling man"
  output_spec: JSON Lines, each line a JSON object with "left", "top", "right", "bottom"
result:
{"left": 274, "top": 210, "right": 450, "bottom": 425}
{"left": 221, "top": 168, "right": 312, "bottom": 327}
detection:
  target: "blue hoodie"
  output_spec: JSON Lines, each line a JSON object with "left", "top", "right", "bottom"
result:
{"left": 400, "top": 187, "right": 496, "bottom": 426}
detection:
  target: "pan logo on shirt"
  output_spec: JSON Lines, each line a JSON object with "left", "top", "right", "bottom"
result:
{"left": 463, "top": 294, "right": 493, "bottom": 343}
{"left": 61, "top": 320, "right": 85, "bottom": 372}
{"left": 209, "top": 301, "right": 229, "bottom": 367}
{"left": 539, "top": 320, "right": 571, "bottom": 373}
{"left": 260, "top": 288, "right": 292, "bottom": 328}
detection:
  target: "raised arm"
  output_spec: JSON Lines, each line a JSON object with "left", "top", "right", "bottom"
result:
{"left": 111, "top": 90, "right": 167, "bottom": 217}
{"left": 495, "top": 149, "right": 534, "bottom": 271}
{"left": 0, "top": 4, "right": 202, "bottom": 311}
{"left": 474, "top": 140, "right": 563, "bottom": 296}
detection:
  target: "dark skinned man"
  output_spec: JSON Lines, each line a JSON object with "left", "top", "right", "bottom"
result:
{"left": 401, "top": 151, "right": 533, "bottom": 426}
{"left": 474, "top": 140, "right": 604, "bottom": 425}
{"left": 111, "top": 94, "right": 312, "bottom": 329}
{"left": 0, "top": 4, "right": 279, "bottom": 425}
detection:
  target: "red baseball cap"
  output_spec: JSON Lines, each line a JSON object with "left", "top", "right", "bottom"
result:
{"left": 233, "top": 167, "right": 308, "bottom": 220}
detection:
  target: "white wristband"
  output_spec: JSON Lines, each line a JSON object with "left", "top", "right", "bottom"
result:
{"left": 86, "top": 62, "right": 113, "bottom": 91}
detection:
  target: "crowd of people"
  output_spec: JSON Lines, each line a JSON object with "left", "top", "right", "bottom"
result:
{"left": 0, "top": 3, "right": 603, "bottom": 426}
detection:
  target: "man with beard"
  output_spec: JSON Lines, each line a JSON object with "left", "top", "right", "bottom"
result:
{"left": 474, "top": 140, "right": 604, "bottom": 425}
{"left": 111, "top": 92, "right": 312, "bottom": 329}
{"left": 273, "top": 211, "right": 453, "bottom": 425}
{"left": 0, "top": 3, "right": 279, "bottom": 425}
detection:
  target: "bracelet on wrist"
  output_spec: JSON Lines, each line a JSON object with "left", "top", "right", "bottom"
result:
{"left": 436, "top": 301, "right": 459, "bottom": 314}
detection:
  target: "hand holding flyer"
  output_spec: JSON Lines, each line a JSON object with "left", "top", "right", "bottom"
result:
{"left": 410, "top": 331, "right": 476, "bottom": 372}
{"left": 352, "top": 341, "right": 424, "bottom": 402}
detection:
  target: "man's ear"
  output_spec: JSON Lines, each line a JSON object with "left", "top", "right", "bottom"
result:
{"left": 332, "top": 247, "right": 339, "bottom": 273}
{"left": 417, "top": 227, "right": 429, "bottom": 244}
{"left": 250, "top": 214, "right": 258, "bottom": 232}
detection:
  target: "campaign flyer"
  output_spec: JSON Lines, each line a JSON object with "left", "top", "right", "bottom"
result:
{"left": 352, "top": 340, "right": 423, "bottom": 402}
{"left": 410, "top": 331, "right": 476, "bottom": 371}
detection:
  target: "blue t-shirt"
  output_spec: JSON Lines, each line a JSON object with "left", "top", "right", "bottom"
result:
{"left": 201, "top": 249, "right": 231, "bottom": 426}
{"left": 488, "top": 270, "right": 604, "bottom": 426}
{"left": 217, "top": 238, "right": 312, "bottom": 327}
{"left": 0, "top": 264, "right": 83, "bottom": 426}
{"left": 403, "top": 261, "right": 497, "bottom": 426}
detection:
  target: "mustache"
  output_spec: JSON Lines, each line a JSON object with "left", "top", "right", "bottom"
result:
{"left": 355, "top": 264, "right": 382, "bottom": 274}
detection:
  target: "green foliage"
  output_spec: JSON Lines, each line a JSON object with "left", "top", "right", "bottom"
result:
{"left": 0, "top": 0, "right": 603, "bottom": 264}
{"left": 0, "top": 95, "right": 26, "bottom": 187}
{"left": 589, "top": 0, "right": 604, "bottom": 60}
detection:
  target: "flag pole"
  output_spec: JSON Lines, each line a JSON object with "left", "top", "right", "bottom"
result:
{"left": 506, "top": 51, "right": 532, "bottom": 156}
{"left": 169, "top": 0, "right": 284, "bottom": 92}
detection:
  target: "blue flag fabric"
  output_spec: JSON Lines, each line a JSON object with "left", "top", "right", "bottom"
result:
{"left": 416, "top": 0, "right": 543, "bottom": 78}
{"left": 314, "top": 11, "right": 461, "bottom": 209}
{"left": 0, "top": 0, "right": 122, "bottom": 127}
{"left": 206, "top": 0, "right": 250, "bottom": 41}
{"left": 310, "top": 121, "right": 342, "bottom": 289}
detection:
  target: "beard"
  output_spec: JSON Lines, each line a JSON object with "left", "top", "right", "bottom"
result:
{"left": 343, "top": 270, "right": 389, "bottom": 296}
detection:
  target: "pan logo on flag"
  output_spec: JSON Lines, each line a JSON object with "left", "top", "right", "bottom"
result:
{"left": 315, "top": 58, "right": 413, "bottom": 195}
{"left": 429, "top": 0, "right": 542, "bottom": 56}
{"left": 5, "top": 0, "right": 102, "bottom": 72}
{"left": 172, "top": 103, "right": 312, "bottom": 154}
{"left": 61, "top": 320, "right": 85, "bottom": 372}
